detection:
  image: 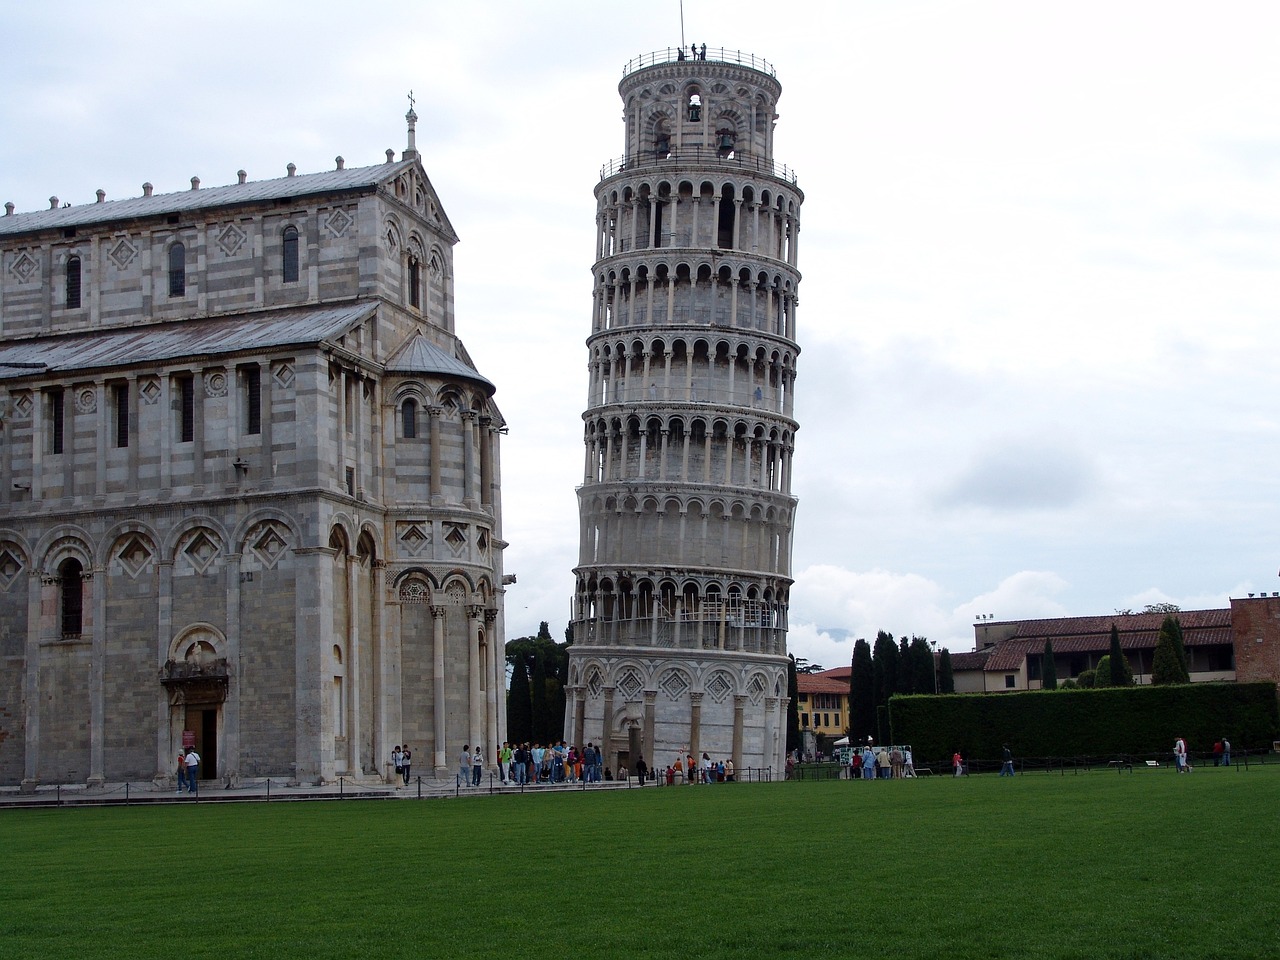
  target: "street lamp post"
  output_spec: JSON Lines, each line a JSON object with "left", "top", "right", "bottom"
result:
{"left": 930, "top": 641, "right": 939, "bottom": 694}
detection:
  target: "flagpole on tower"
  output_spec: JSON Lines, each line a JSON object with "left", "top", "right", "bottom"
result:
{"left": 680, "top": 0, "right": 685, "bottom": 51}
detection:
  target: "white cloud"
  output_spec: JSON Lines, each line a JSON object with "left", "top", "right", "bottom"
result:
{"left": 4, "top": 1, "right": 1278, "bottom": 654}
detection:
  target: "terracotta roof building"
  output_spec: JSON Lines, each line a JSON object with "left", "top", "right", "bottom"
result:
{"left": 951, "top": 601, "right": 1279, "bottom": 692}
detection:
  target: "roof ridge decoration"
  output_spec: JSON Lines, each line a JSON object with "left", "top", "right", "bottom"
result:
{"left": 0, "top": 158, "right": 420, "bottom": 238}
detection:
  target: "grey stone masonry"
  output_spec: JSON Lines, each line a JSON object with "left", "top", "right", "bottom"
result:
{"left": 566, "top": 49, "right": 802, "bottom": 779}
{"left": 0, "top": 128, "right": 508, "bottom": 789}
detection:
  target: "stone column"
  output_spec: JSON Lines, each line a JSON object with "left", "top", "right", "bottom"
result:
{"left": 428, "top": 406, "right": 442, "bottom": 501}
{"left": 642, "top": 690, "right": 656, "bottom": 766}
{"left": 345, "top": 552, "right": 361, "bottom": 775}
{"left": 22, "top": 572, "right": 47, "bottom": 788}
{"left": 370, "top": 559, "right": 386, "bottom": 782}
{"left": 467, "top": 604, "right": 483, "bottom": 752}
{"left": 87, "top": 567, "right": 104, "bottom": 785}
{"left": 688, "top": 692, "right": 703, "bottom": 766}
{"left": 223, "top": 552, "right": 242, "bottom": 782}
{"left": 484, "top": 609, "right": 499, "bottom": 765}
{"left": 764, "top": 696, "right": 778, "bottom": 776}
{"left": 732, "top": 695, "right": 746, "bottom": 777}
{"left": 154, "top": 559, "right": 174, "bottom": 781}
{"left": 294, "top": 545, "right": 333, "bottom": 784}
{"left": 432, "top": 605, "right": 447, "bottom": 772}
{"left": 479, "top": 417, "right": 493, "bottom": 508}
{"left": 572, "top": 685, "right": 586, "bottom": 750}
{"left": 601, "top": 685, "right": 615, "bottom": 764}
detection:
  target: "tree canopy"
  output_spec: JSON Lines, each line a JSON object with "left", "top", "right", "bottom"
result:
{"left": 505, "top": 621, "right": 570, "bottom": 743}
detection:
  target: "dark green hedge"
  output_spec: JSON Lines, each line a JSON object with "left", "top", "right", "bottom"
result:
{"left": 890, "top": 682, "right": 1279, "bottom": 763}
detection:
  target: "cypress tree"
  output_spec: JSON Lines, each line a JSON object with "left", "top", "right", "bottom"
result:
{"left": 1108, "top": 624, "right": 1133, "bottom": 686}
{"left": 897, "top": 636, "right": 914, "bottom": 694}
{"left": 872, "top": 630, "right": 899, "bottom": 711}
{"left": 1170, "top": 616, "right": 1190, "bottom": 680}
{"left": 850, "top": 638, "right": 875, "bottom": 742}
{"left": 1152, "top": 615, "right": 1191, "bottom": 684}
{"left": 909, "top": 637, "right": 935, "bottom": 693}
{"left": 786, "top": 654, "right": 801, "bottom": 755}
{"left": 938, "top": 648, "right": 954, "bottom": 694}
{"left": 1041, "top": 639, "right": 1058, "bottom": 690}
{"left": 530, "top": 649, "right": 551, "bottom": 742}
{"left": 507, "top": 655, "right": 533, "bottom": 742}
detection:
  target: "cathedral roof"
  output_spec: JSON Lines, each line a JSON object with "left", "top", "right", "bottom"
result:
{"left": 385, "top": 333, "right": 494, "bottom": 394}
{"left": 0, "top": 302, "right": 377, "bottom": 378}
{"left": 0, "top": 160, "right": 419, "bottom": 237}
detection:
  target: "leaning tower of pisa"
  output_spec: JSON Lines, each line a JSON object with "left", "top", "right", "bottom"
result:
{"left": 564, "top": 47, "right": 802, "bottom": 778}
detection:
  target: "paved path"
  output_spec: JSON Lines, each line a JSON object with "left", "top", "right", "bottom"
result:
{"left": 0, "top": 775, "right": 657, "bottom": 809}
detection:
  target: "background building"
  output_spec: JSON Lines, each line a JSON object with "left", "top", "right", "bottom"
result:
{"left": 0, "top": 115, "right": 507, "bottom": 788}
{"left": 956, "top": 606, "right": 1255, "bottom": 692}
{"left": 565, "top": 47, "right": 803, "bottom": 775}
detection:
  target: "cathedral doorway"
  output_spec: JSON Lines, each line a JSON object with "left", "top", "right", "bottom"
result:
{"left": 184, "top": 706, "right": 219, "bottom": 781}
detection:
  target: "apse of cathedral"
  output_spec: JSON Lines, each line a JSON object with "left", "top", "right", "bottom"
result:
{"left": 0, "top": 109, "right": 508, "bottom": 788}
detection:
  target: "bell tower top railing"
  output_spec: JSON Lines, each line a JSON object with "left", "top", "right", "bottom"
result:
{"left": 622, "top": 47, "right": 777, "bottom": 79}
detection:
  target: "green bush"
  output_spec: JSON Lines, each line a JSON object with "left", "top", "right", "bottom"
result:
{"left": 890, "top": 682, "right": 1280, "bottom": 764}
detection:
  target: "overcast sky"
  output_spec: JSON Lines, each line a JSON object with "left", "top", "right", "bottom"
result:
{"left": 3, "top": 1, "right": 1278, "bottom": 669}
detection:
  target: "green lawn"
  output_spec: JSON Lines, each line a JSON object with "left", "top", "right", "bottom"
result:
{"left": 2, "top": 766, "right": 1277, "bottom": 959}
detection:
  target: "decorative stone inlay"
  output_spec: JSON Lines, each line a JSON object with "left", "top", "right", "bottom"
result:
{"left": 248, "top": 522, "right": 289, "bottom": 569}
{"left": 139, "top": 378, "right": 161, "bottom": 405}
{"left": 115, "top": 536, "right": 154, "bottom": 579}
{"left": 659, "top": 669, "right": 689, "bottom": 701}
{"left": 216, "top": 223, "right": 248, "bottom": 257}
{"left": 397, "top": 522, "right": 430, "bottom": 556}
{"left": 11, "top": 392, "right": 33, "bottom": 420}
{"left": 476, "top": 529, "right": 489, "bottom": 556}
{"left": 180, "top": 530, "right": 221, "bottom": 574}
{"left": 325, "top": 208, "right": 353, "bottom": 238}
{"left": 705, "top": 671, "right": 733, "bottom": 703}
{"left": 748, "top": 674, "right": 766, "bottom": 704}
{"left": 9, "top": 251, "right": 39, "bottom": 283}
{"left": 0, "top": 548, "right": 23, "bottom": 589}
{"left": 75, "top": 387, "right": 97, "bottom": 414}
{"left": 443, "top": 523, "right": 466, "bottom": 555}
{"left": 205, "top": 370, "right": 227, "bottom": 398}
{"left": 108, "top": 237, "right": 138, "bottom": 270}
{"left": 617, "top": 669, "right": 642, "bottom": 702}
{"left": 587, "top": 669, "right": 603, "bottom": 699}
{"left": 399, "top": 578, "right": 430, "bottom": 603}
{"left": 271, "top": 361, "right": 295, "bottom": 389}
{"left": 445, "top": 582, "right": 467, "bottom": 604}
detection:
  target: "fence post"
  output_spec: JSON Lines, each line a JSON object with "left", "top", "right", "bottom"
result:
{"left": 125, "top": 782, "right": 130, "bottom": 805}
{"left": 339, "top": 776, "right": 344, "bottom": 799}
{"left": 266, "top": 778, "right": 271, "bottom": 801}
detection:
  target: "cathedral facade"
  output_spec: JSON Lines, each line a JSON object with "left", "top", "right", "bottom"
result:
{"left": 565, "top": 49, "right": 802, "bottom": 775}
{"left": 0, "top": 115, "right": 507, "bottom": 788}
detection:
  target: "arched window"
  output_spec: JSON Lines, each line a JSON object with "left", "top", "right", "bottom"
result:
{"left": 58, "top": 557, "right": 83, "bottom": 637}
{"left": 66, "top": 256, "right": 82, "bottom": 309}
{"left": 402, "top": 398, "right": 418, "bottom": 438}
{"left": 168, "top": 243, "right": 186, "bottom": 297}
{"left": 282, "top": 226, "right": 299, "bottom": 283}
{"left": 408, "top": 257, "right": 421, "bottom": 309}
